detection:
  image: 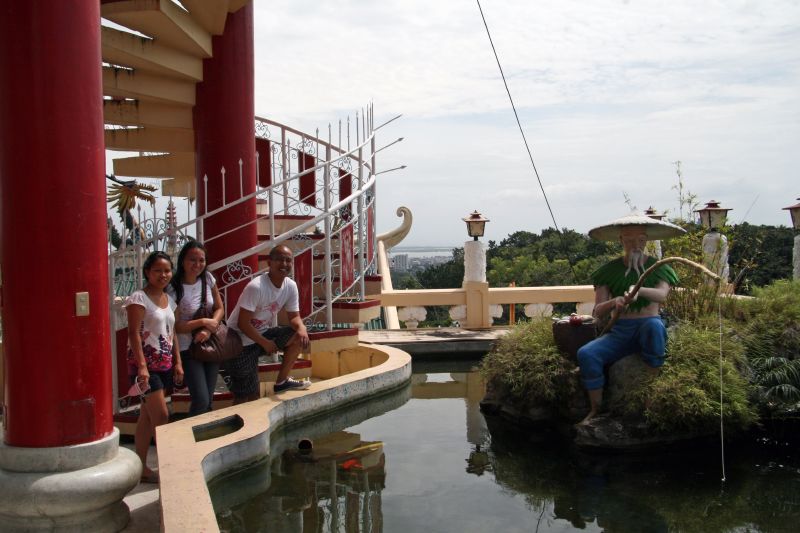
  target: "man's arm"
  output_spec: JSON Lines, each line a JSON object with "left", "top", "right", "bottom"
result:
{"left": 591, "top": 285, "right": 626, "bottom": 319}
{"left": 286, "top": 311, "right": 310, "bottom": 350}
{"left": 238, "top": 308, "right": 278, "bottom": 353}
{"left": 628, "top": 280, "right": 671, "bottom": 303}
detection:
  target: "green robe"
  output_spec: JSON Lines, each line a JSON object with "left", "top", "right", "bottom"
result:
{"left": 591, "top": 257, "right": 679, "bottom": 312}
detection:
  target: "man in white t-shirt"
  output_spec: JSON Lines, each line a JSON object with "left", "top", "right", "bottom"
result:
{"left": 227, "top": 245, "right": 311, "bottom": 402}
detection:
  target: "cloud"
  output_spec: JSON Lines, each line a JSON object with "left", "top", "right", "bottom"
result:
{"left": 252, "top": 0, "right": 800, "bottom": 244}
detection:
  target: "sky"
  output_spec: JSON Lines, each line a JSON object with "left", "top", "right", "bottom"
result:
{"left": 250, "top": 0, "right": 800, "bottom": 247}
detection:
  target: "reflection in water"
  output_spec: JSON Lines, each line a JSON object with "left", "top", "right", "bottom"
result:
{"left": 211, "top": 362, "right": 800, "bottom": 533}
{"left": 217, "top": 431, "right": 386, "bottom": 533}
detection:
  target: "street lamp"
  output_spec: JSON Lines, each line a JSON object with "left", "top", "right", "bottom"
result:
{"left": 462, "top": 210, "right": 489, "bottom": 241}
{"left": 695, "top": 200, "right": 732, "bottom": 286}
{"left": 696, "top": 200, "right": 732, "bottom": 231}
{"left": 782, "top": 197, "right": 800, "bottom": 231}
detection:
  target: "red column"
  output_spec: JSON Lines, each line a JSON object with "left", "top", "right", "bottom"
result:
{"left": 194, "top": 3, "right": 258, "bottom": 310}
{"left": 0, "top": 1, "right": 111, "bottom": 446}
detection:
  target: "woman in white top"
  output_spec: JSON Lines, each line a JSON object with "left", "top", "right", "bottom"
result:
{"left": 168, "top": 240, "right": 224, "bottom": 416}
{"left": 124, "top": 251, "right": 183, "bottom": 483}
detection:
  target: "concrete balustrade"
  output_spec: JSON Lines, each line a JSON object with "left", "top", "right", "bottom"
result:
{"left": 371, "top": 285, "right": 596, "bottom": 328}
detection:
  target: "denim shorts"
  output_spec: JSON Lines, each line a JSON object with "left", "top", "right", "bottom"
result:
{"left": 130, "top": 369, "right": 174, "bottom": 395}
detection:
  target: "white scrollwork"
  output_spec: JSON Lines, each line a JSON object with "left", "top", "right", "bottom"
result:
{"left": 220, "top": 260, "right": 253, "bottom": 286}
{"left": 254, "top": 119, "right": 271, "bottom": 140}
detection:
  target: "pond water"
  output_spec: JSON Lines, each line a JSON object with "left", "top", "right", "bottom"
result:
{"left": 210, "top": 359, "right": 800, "bottom": 532}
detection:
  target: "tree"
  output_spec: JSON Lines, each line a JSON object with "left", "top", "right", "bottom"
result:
{"left": 415, "top": 247, "right": 465, "bottom": 289}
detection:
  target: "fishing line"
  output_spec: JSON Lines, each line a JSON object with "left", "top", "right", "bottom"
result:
{"left": 475, "top": 0, "right": 579, "bottom": 282}
{"left": 718, "top": 297, "right": 727, "bottom": 482}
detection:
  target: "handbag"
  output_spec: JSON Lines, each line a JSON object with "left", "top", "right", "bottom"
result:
{"left": 188, "top": 274, "right": 243, "bottom": 363}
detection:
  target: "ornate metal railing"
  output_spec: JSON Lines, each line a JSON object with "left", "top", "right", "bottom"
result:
{"left": 109, "top": 104, "right": 401, "bottom": 333}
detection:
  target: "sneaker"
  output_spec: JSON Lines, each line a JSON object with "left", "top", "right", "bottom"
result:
{"left": 274, "top": 377, "right": 311, "bottom": 393}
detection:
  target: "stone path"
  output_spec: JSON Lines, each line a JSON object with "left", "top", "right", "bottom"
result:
{"left": 121, "top": 442, "right": 161, "bottom": 532}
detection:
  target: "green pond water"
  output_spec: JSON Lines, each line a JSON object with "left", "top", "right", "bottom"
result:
{"left": 210, "top": 359, "right": 800, "bottom": 532}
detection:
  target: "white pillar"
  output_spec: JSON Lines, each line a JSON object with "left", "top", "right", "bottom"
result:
{"left": 702, "top": 231, "right": 730, "bottom": 282}
{"left": 463, "top": 240, "right": 486, "bottom": 283}
{"left": 793, "top": 234, "right": 800, "bottom": 280}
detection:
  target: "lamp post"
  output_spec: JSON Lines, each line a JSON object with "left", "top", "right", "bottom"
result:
{"left": 462, "top": 210, "right": 489, "bottom": 283}
{"left": 695, "top": 200, "right": 732, "bottom": 286}
{"left": 644, "top": 206, "right": 665, "bottom": 259}
{"left": 696, "top": 200, "right": 731, "bottom": 231}
{"left": 462, "top": 210, "right": 489, "bottom": 241}
{"left": 459, "top": 210, "right": 491, "bottom": 328}
{"left": 783, "top": 197, "right": 800, "bottom": 280}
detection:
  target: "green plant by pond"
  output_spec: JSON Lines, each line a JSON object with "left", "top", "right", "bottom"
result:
{"left": 737, "top": 279, "right": 800, "bottom": 418}
{"left": 614, "top": 317, "right": 757, "bottom": 434}
{"left": 480, "top": 317, "right": 579, "bottom": 410}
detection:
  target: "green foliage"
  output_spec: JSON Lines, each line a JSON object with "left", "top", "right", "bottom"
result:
{"left": 391, "top": 271, "right": 422, "bottom": 290}
{"left": 480, "top": 318, "right": 579, "bottom": 408}
{"left": 728, "top": 223, "right": 794, "bottom": 294}
{"left": 669, "top": 160, "right": 700, "bottom": 223}
{"left": 413, "top": 247, "right": 464, "bottom": 289}
{"left": 488, "top": 227, "right": 619, "bottom": 265}
{"left": 737, "top": 280, "right": 800, "bottom": 416}
{"left": 613, "top": 318, "right": 757, "bottom": 434}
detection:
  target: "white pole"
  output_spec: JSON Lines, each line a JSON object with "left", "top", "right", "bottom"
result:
{"left": 203, "top": 174, "right": 209, "bottom": 215}
{"left": 221, "top": 166, "right": 226, "bottom": 207}
{"left": 281, "top": 127, "right": 289, "bottom": 211}
{"left": 357, "top": 146, "right": 365, "bottom": 299}
{"left": 238, "top": 158, "right": 244, "bottom": 199}
{"left": 324, "top": 142, "right": 333, "bottom": 331}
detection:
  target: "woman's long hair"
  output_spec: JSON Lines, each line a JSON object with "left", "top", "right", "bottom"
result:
{"left": 170, "top": 239, "right": 208, "bottom": 303}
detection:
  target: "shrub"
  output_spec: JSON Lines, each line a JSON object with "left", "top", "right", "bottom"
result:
{"left": 480, "top": 318, "right": 578, "bottom": 408}
{"left": 737, "top": 279, "right": 800, "bottom": 417}
{"left": 614, "top": 317, "right": 757, "bottom": 434}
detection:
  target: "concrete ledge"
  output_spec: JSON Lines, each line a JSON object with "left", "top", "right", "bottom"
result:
{"left": 0, "top": 444, "right": 140, "bottom": 532}
{"left": 156, "top": 343, "right": 411, "bottom": 532}
{"left": 0, "top": 427, "right": 122, "bottom": 473}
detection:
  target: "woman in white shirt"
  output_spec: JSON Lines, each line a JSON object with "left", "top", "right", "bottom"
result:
{"left": 168, "top": 240, "right": 224, "bottom": 416}
{"left": 124, "top": 251, "right": 183, "bottom": 483}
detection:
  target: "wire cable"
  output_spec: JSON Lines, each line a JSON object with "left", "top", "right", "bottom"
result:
{"left": 475, "top": 0, "right": 578, "bottom": 281}
{"left": 718, "top": 297, "right": 727, "bottom": 482}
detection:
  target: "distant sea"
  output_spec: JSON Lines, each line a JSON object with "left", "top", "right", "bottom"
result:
{"left": 389, "top": 246, "right": 455, "bottom": 259}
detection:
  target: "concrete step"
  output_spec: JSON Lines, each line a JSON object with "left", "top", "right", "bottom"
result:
{"left": 101, "top": 26, "right": 203, "bottom": 82}
{"left": 101, "top": 0, "right": 213, "bottom": 58}
{"left": 104, "top": 126, "right": 194, "bottom": 153}
{"left": 114, "top": 358, "right": 314, "bottom": 434}
{"left": 171, "top": 359, "right": 313, "bottom": 414}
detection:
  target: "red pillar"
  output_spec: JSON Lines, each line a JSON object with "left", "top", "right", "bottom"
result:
{"left": 0, "top": 1, "right": 111, "bottom": 446}
{"left": 194, "top": 3, "right": 258, "bottom": 309}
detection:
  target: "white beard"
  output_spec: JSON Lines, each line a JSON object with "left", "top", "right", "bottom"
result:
{"left": 625, "top": 249, "right": 646, "bottom": 277}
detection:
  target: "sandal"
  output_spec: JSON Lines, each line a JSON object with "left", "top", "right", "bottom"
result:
{"left": 140, "top": 470, "right": 160, "bottom": 484}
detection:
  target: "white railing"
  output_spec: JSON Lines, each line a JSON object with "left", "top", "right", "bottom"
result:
{"left": 109, "top": 104, "right": 400, "bottom": 335}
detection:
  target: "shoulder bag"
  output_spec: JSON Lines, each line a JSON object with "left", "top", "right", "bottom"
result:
{"left": 188, "top": 274, "right": 243, "bottom": 363}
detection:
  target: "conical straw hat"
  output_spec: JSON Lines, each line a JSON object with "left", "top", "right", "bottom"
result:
{"left": 588, "top": 212, "right": 686, "bottom": 241}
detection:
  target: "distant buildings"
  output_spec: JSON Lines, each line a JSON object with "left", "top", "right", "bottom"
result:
{"left": 393, "top": 254, "right": 409, "bottom": 271}
{"left": 390, "top": 252, "right": 451, "bottom": 272}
